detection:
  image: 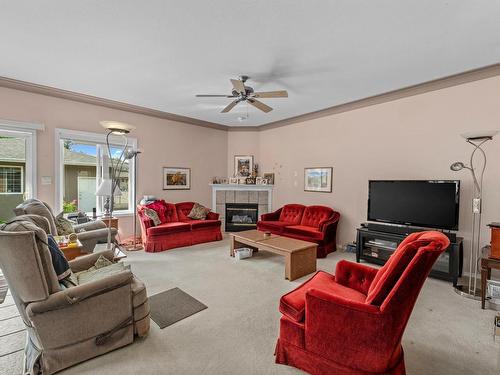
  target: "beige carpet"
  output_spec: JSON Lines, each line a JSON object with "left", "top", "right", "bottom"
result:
{"left": 1, "top": 237, "right": 499, "bottom": 375}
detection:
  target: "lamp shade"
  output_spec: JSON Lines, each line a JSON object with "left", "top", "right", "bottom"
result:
{"left": 96, "top": 179, "right": 122, "bottom": 197}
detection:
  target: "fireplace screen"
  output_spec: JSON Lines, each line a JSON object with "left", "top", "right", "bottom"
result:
{"left": 225, "top": 203, "right": 258, "bottom": 232}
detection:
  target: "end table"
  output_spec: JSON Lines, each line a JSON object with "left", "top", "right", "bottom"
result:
{"left": 481, "top": 246, "right": 500, "bottom": 309}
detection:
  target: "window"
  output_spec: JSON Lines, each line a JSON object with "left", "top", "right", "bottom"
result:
{"left": 0, "top": 166, "right": 23, "bottom": 193}
{"left": 0, "top": 120, "right": 41, "bottom": 221}
{"left": 55, "top": 129, "right": 136, "bottom": 216}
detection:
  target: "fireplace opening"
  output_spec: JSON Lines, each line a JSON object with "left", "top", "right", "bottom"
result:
{"left": 225, "top": 203, "right": 258, "bottom": 232}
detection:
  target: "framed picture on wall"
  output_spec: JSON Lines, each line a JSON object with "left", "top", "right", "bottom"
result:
{"left": 163, "top": 167, "right": 191, "bottom": 190}
{"left": 234, "top": 155, "right": 253, "bottom": 177}
{"left": 304, "top": 167, "right": 332, "bottom": 193}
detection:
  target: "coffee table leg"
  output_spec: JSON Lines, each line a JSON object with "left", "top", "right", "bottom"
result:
{"left": 286, "top": 246, "right": 317, "bottom": 281}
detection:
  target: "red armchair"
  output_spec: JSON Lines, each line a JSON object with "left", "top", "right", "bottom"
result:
{"left": 275, "top": 231, "right": 450, "bottom": 375}
{"left": 138, "top": 200, "right": 222, "bottom": 252}
{"left": 257, "top": 204, "right": 340, "bottom": 258}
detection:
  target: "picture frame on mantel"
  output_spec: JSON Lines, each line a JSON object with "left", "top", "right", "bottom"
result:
{"left": 163, "top": 167, "right": 191, "bottom": 190}
{"left": 234, "top": 155, "right": 253, "bottom": 177}
{"left": 304, "top": 167, "right": 332, "bottom": 193}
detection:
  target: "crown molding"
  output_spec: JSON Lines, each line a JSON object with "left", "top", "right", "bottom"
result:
{"left": 0, "top": 76, "right": 228, "bottom": 131}
{"left": 2, "top": 62, "right": 499, "bottom": 133}
{"left": 253, "top": 62, "right": 500, "bottom": 131}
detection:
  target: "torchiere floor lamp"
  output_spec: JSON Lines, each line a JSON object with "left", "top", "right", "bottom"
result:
{"left": 450, "top": 130, "right": 498, "bottom": 298}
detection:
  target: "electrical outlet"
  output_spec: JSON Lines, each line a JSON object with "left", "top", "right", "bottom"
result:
{"left": 473, "top": 198, "right": 481, "bottom": 214}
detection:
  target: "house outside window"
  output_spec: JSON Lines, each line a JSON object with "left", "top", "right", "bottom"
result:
{"left": 0, "top": 165, "right": 24, "bottom": 193}
{"left": 55, "top": 129, "right": 136, "bottom": 216}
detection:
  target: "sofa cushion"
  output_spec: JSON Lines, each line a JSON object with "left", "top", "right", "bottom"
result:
{"left": 147, "top": 222, "right": 191, "bottom": 236}
{"left": 280, "top": 271, "right": 366, "bottom": 322}
{"left": 279, "top": 204, "right": 306, "bottom": 224}
{"left": 300, "top": 205, "right": 334, "bottom": 229}
{"left": 184, "top": 219, "right": 221, "bottom": 229}
{"left": 257, "top": 220, "right": 289, "bottom": 233}
{"left": 175, "top": 202, "right": 195, "bottom": 221}
{"left": 284, "top": 225, "right": 324, "bottom": 241}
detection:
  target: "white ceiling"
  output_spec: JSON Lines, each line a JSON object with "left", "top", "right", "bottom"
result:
{"left": 1, "top": 1, "right": 500, "bottom": 127}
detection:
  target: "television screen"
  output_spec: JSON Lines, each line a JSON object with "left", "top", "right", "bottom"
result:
{"left": 368, "top": 180, "right": 460, "bottom": 230}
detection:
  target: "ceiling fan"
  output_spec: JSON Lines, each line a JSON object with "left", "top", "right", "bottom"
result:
{"left": 195, "top": 75, "right": 288, "bottom": 113}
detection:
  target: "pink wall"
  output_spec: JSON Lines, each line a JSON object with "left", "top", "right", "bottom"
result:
{"left": 228, "top": 75, "right": 500, "bottom": 257}
{"left": 0, "top": 87, "right": 228, "bottom": 237}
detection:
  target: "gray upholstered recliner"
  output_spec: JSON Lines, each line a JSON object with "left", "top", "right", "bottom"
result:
{"left": 14, "top": 199, "right": 117, "bottom": 253}
{"left": 0, "top": 215, "right": 150, "bottom": 375}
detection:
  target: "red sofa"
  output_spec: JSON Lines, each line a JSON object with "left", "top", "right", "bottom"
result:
{"left": 137, "top": 200, "right": 222, "bottom": 252}
{"left": 257, "top": 204, "right": 340, "bottom": 258}
{"left": 275, "top": 231, "right": 450, "bottom": 375}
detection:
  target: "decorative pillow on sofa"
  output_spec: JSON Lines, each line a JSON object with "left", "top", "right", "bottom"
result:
{"left": 188, "top": 203, "right": 210, "bottom": 220}
{"left": 143, "top": 207, "right": 161, "bottom": 226}
{"left": 55, "top": 212, "right": 74, "bottom": 235}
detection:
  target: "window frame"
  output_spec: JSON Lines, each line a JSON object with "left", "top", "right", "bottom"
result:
{"left": 0, "top": 165, "right": 24, "bottom": 194}
{"left": 55, "top": 128, "right": 137, "bottom": 217}
{"left": 0, "top": 119, "right": 42, "bottom": 200}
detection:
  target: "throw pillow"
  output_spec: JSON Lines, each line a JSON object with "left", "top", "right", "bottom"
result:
{"left": 143, "top": 207, "right": 161, "bottom": 226}
{"left": 55, "top": 212, "right": 74, "bottom": 235}
{"left": 188, "top": 203, "right": 211, "bottom": 220}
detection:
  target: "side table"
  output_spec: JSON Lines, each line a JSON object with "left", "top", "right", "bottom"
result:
{"left": 481, "top": 248, "right": 500, "bottom": 309}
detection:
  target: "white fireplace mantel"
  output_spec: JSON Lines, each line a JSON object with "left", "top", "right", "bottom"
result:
{"left": 210, "top": 183, "right": 273, "bottom": 212}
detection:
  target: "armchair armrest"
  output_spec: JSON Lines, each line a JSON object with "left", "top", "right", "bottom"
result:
{"left": 335, "top": 260, "right": 378, "bottom": 295}
{"left": 73, "top": 219, "right": 106, "bottom": 232}
{"left": 305, "top": 288, "right": 397, "bottom": 373}
{"left": 137, "top": 209, "right": 153, "bottom": 231}
{"left": 207, "top": 211, "right": 220, "bottom": 220}
{"left": 260, "top": 208, "right": 282, "bottom": 221}
{"left": 27, "top": 269, "right": 133, "bottom": 314}
{"left": 68, "top": 249, "right": 115, "bottom": 273}
{"left": 76, "top": 227, "right": 117, "bottom": 241}
{"left": 319, "top": 212, "right": 340, "bottom": 232}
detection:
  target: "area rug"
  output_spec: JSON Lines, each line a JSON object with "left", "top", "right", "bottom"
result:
{"left": 149, "top": 287, "right": 207, "bottom": 329}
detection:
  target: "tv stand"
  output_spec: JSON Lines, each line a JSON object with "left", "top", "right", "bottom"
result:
{"left": 356, "top": 224, "right": 463, "bottom": 285}
{"left": 361, "top": 222, "right": 457, "bottom": 242}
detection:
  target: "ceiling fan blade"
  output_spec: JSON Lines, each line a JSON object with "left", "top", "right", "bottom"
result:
{"left": 221, "top": 99, "right": 240, "bottom": 113}
{"left": 253, "top": 90, "right": 288, "bottom": 98}
{"left": 196, "top": 94, "right": 236, "bottom": 97}
{"left": 247, "top": 98, "right": 273, "bottom": 113}
{"left": 230, "top": 79, "right": 246, "bottom": 94}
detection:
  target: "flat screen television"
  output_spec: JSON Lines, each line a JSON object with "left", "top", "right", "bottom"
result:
{"left": 368, "top": 180, "right": 460, "bottom": 230}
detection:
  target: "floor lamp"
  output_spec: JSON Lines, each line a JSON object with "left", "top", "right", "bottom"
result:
{"left": 450, "top": 130, "right": 498, "bottom": 298}
{"left": 124, "top": 148, "right": 143, "bottom": 251}
{"left": 99, "top": 120, "right": 137, "bottom": 252}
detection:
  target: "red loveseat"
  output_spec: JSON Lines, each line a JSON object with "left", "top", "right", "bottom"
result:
{"left": 137, "top": 200, "right": 222, "bottom": 252}
{"left": 257, "top": 204, "right": 340, "bottom": 258}
{"left": 275, "top": 231, "right": 450, "bottom": 375}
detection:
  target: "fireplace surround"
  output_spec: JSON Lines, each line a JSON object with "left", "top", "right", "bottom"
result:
{"left": 210, "top": 183, "right": 273, "bottom": 231}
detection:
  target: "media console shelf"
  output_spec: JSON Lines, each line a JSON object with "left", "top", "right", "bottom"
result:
{"left": 356, "top": 224, "right": 463, "bottom": 286}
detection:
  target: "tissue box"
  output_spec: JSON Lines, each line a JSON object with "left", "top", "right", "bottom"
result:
{"left": 234, "top": 247, "right": 253, "bottom": 260}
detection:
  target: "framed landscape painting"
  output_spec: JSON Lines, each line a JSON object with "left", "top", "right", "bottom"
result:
{"left": 304, "top": 167, "right": 332, "bottom": 193}
{"left": 234, "top": 155, "right": 253, "bottom": 177}
{"left": 163, "top": 167, "right": 191, "bottom": 190}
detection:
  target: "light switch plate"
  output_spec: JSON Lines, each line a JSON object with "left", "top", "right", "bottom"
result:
{"left": 473, "top": 198, "right": 481, "bottom": 214}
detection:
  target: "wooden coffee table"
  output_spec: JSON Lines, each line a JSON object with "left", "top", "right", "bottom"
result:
{"left": 55, "top": 236, "right": 85, "bottom": 261}
{"left": 230, "top": 229, "right": 317, "bottom": 281}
